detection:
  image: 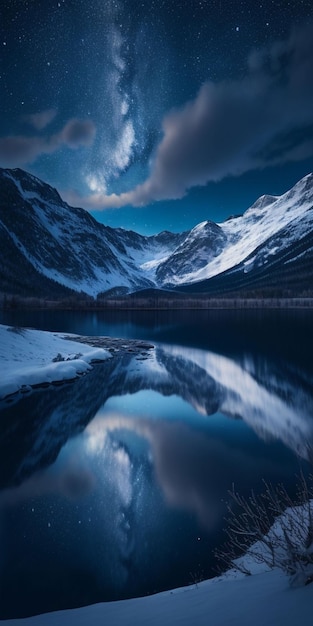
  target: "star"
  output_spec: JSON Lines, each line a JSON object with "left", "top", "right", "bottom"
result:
{"left": 0, "top": 0, "right": 312, "bottom": 234}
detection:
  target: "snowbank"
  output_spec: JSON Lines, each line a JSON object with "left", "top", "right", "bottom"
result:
{"left": 1, "top": 568, "right": 312, "bottom": 626}
{"left": 0, "top": 325, "right": 112, "bottom": 399}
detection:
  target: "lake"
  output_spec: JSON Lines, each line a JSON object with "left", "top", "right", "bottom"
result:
{"left": 0, "top": 309, "right": 313, "bottom": 618}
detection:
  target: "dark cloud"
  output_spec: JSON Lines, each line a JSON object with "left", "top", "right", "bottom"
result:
{"left": 73, "top": 21, "right": 313, "bottom": 210}
{"left": 57, "top": 119, "right": 96, "bottom": 148}
{"left": 23, "top": 108, "right": 58, "bottom": 130}
{"left": 133, "top": 21, "right": 313, "bottom": 202}
{"left": 0, "top": 118, "right": 97, "bottom": 167}
{"left": 0, "top": 135, "right": 49, "bottom": 167}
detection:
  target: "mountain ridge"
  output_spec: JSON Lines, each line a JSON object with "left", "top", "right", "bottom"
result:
{"left": 1, "top": 167, "right": 313, "bottom": 298}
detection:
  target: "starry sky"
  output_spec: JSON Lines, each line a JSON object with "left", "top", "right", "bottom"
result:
{"left": 1, "top": 0, "right": 313, "bottom": 235}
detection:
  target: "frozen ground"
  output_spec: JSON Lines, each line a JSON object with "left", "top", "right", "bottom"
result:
{"left": 0, "top": 323, "right": 312, "bottom": 624}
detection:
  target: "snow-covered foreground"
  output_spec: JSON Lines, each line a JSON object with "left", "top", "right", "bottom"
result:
{"left": 0, "top": 324, "right": 112, "bottom": 400}
{"left": 1, "top": 568, "right": 312, "bottom": 626}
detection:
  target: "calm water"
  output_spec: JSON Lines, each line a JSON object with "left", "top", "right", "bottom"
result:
{"left": 0, "top": 309, "right": 313, "bottom": 618}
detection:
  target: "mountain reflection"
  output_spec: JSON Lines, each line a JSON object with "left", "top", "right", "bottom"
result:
{"left": 156, "top": 344, "right": 313, "bottom": 460}
{"left": 1, "top": 342, "right": 313, "bottom": 492}
{"left": 1, "top": 341, "right": 313, "bottom": 616}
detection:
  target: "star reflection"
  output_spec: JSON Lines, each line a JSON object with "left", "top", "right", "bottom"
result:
{"left": 0, "top": 339, "right": 313, "bottom": 617}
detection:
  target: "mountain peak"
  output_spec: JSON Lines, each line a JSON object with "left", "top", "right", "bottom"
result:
{"left": 1, "top": 167, "right": 64, "bottom": 206}
{"left": 249, "top": 194, "right": 278, "bottom": 210}
{"left": 1, "top": 167, "right": 313, "bottom": 298}
{"left": 282, "top": 172, "right": 313, "bottom": 201}
{"left": 299, "top": 172, "right": 313, "bottom": 184}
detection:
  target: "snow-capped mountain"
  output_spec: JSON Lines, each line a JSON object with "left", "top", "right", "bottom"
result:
{"left": 1, "top": 167, "right": 313, "bottom": 297}
{"left": 0, "top": 168, "right": 185, "bottom": 297}
{"left": 155, "top": 220, "right": 227, "bottom": 284}
{"left": 162, "top": 173, "right": 313, "bottom": 292}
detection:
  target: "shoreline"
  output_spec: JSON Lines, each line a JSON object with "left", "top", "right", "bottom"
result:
{"left": 0, "top": 325, "right": 154, "bottom": 403}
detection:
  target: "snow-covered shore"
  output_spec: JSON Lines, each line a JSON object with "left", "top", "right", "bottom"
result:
{"left": 1, "top": 323, "right": 312, "bottom": 625}
{"left": 0, "top": 324, "right": 112, "bottom": 400}
{"left": 0, "top": 324, "right": 154, "bottom": 402}
{"left": 1, "top": 568, "right": 312, "bottom": 626}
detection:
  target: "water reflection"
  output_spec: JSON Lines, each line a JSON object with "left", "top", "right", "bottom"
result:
{"left": 158, "top": 345, "right": 313, "bottom": 460}
{"left": 0, "top": 341, "right": 313, "bottom": 617}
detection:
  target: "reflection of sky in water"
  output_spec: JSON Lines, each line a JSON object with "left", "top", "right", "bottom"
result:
{"left": 0, "top": 388, "right": 305, "bottom": 618}
{"left": 1, "top": 333, "right": 313, "bottom": 618}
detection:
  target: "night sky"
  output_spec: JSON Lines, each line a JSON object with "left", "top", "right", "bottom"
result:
{"left": 1, "top": 0, "right": 313, "bottom": 234}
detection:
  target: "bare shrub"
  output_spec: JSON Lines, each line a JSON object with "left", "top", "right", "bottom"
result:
{"left": 216, "top": 472, "right": 313, "bottom": 585}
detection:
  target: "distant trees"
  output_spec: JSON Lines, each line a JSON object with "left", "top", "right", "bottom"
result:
{"left": 2, "top": 291, "right": 313, "bottom": 310}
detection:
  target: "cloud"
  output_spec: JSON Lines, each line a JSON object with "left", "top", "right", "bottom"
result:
{"left": 0, "top": 118, "right": 96, "bottom": 167}
{"left": 23, "top": 108, "right": 57, "bottom": 130}
{"left": 72, "top": 21, "right": 313, "bottom": 210}
{"left": 61, "top": 187, "right": 126, "bottom": 210}
{"left": 57, "top": 119, "right": 96, "bottom": 148}
{"left": 0, "top": 135, "right": 50, "bottom": 168}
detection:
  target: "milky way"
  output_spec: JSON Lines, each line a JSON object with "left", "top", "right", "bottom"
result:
{"left": 1, "top": 0, "right": 313, "bottom": 233}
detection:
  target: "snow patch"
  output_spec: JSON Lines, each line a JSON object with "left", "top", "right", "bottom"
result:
{"left": 0, "top": 325, "right": 111, "bottom": 399}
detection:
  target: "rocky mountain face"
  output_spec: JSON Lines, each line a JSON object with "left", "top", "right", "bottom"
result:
{"left": 0, "top": 168, "right": 185, "bottom": 298}
{"left": 179, "top": 174, "right": 313, "bottom": 295}
{"left": 1, "top": 167, "right": 313, "bottom": 298}
{"left": 155, "top": 220, "right": 227, "bottom": 284}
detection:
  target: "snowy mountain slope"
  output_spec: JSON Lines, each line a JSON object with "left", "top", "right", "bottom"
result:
{"left": 0, "top": 168, "right": 183, "bottom": 297}
{"left": 179, "top": 200, "right": 313, "bottom": 295}
{"left": 156, "top": 220, "right": 227, "bottom": 283}
{"left": 163, "top": 173, "right": 313, "bottom": 287}
{"left": 1, "top": 167, "right": 313, "bottom": 297}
